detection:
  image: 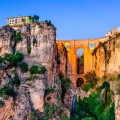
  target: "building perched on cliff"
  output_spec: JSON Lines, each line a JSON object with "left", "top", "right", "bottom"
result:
{"left": 7, "top": 16, "right": 30, "bottom": 26}
{"left": 105, "top": 26, "right": 120, "bottom": 37}
{"left": 0, "top": 16, "right": 57, "bottom": 87}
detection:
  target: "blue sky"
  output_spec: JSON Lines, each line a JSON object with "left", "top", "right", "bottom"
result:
{"left": 0, "top": 0, "right": 120, "bottom": 40}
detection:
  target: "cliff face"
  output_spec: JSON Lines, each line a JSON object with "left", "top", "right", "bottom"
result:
{"left": 92, "top": 36, "right": 120, "bottom": 77}
{"left": 56, "top": 41, "right": 67, "bottom": 76}
{"left": 0, "top": 22, "right": 62, "bottom": 119}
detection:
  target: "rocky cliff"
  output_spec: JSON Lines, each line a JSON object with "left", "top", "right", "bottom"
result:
{"left": 0, "top": 22, "right": 63, "bottom": 119}
{"left": 92, "top": 35, "right": 120, "bottom": 77}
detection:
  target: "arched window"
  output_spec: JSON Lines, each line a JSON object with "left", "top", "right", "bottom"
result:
{"left": 76, "top": 48, "right": 84, "bottom": 74}
{"left": 89, "top": 43, "right": 95, "bottom": 49}
{"left": 76, "top": 78, "right": 84, "bottom": 87}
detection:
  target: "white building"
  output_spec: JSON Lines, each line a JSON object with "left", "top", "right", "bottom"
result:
{"left": 7, "top": 16, "right": 30, "bottom": 26}
{"left": 115, "top": 26, "right": 120, "bottom": 33}
{"left": 105, "top": 26, "right": 120, "bottom": 37}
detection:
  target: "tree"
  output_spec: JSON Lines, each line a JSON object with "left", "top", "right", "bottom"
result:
{"left": 82, "top": 72, "right": 98, "bottom": 92}
{"left": 29, "top": 65, "right": 39, "bottom": 75}
{"left": 95, "top": 102, "right": 105, "bottom": 116}
{"left": 100, "top": 81, "right": 110, "bottom": 104}
{"left": 29, "top": 15, "right": 40, "bottom": 23}
{"left": 19, "top": 62, "right": 28, "bottom": 73}
{"left": 45, "top": 20, "right": 54, "bottom": 27}
{"left": 11, "top": 32, "right": 22, "bottom": 53}
{"left": 13, "top": 33, "right": 22, "bottom": 43}
{"left": 33, "top": 15, "right": 39, "bottom": 22}
{"left": 4, "top": 52, "right": 24, "bottom": 67}
{"left": 39, "top": 66, "right": 46, "bottom": 74}
{"left": 29, "top": 16, "right": 34, "bottom": 22}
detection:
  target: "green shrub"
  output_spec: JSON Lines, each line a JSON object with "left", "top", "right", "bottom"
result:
{"left": 82, "top": 72, "right": 98, "bottom": 92}
{"left": 27, "top": 46, "right": 32, "bottom": 55}
{"left": 4, "top": 52, "right": 24, "bottom": 67}
{"left": 0, "top": 56, "right": 3, "bottom": 63}
{"left": 117, "top": 73, "right": 120, "bottom": 80}
{"left": 39, "top": 24, "right": 43, "bottom": 28}
{"left": 15, "top": 51, "right": 24, "bottom": 61}
{"left": 83, "top": 117, "right": 96, "bottom": 120}
{"left": 39, "top": 66, "right": 46, "bottom": 74}
{"left": 100, "top": 81, "right": 110, "bottom": 91}
{"left": 13, "top": 33, "right": 22, "bottom": 43}
{"left": 29, "top": 110, "right": 40, "bottom": 120}
{"left": 95, "top": 102, "right": 105, "bottom": 116}
{"left": 19, "top": 62, "right": 28, "bottom": 72}
{"left": 33, "top": 39, "right": 37, "bottom": 46}
{"left": 61, "top": 112, "right": 70, "bottom": 120}
{"left": 45, "top": 20, "right": 54, "bottom": 27}
{"left": 103, "top": 103, "right": 115, "bottom": 120}
{"left": 82, "top": 83, "right": 93, "bottom": 92}
{"left": 29, "top": 15, "right": 39, "bottom": 22}
{"left": 29, "top": 65, "right": 39, "bottom": 75}
{"left": 71, "top": 85, "right": 115, "bottom": 120}
{"left": 54, "top": 78, "right": 59, "bottom": 84}
{"left": 45, "top": 87, "right": 58, "bottom": 96}
{"left": 44, "top": 103, "right": 58, "bottom": 120}
{"left": 0, "top": 86, "right": 14, "bottom": 96}
{"left": 0, "top": 100, "right": 4, "bottom": 107}
{"left": 61, "top": 77, "right": 71, "bottom": 98}
{"left": 13, "top": 71, "right": 21, "bottom": 87}
{"left": 98, "top": 103, "right": 115, "bottom": 120}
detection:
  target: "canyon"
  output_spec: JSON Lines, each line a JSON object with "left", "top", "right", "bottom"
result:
{"left": 0, "top": 19, "right": 119, "bottom": 120}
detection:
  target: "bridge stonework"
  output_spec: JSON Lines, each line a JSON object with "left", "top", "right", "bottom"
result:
{"left": 57, "top": 37, "right": 108, "bottom": 85}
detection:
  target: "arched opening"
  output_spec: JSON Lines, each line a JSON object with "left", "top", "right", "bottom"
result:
{"left": 89, "top": 43, "right": 95, "bottom": 50}
{"left": 76, "top": 78, "right": 84, "bottom": 87}
{"left": 76, "top": 48, "right": 84, "bottom": 74}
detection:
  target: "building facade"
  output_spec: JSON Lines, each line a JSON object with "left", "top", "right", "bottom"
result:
{"left": 7, "top": 16, "right": 30, "bottom": 26}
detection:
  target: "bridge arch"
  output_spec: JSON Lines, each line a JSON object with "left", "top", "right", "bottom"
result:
{"left": 76, "top": 48, "right": 84, "bottom": 74}
{"left": 57, "top": 38, "right": 107, "bottom": 85}
{"left": 76, "top": 77, "right": 84, "bottom": 87}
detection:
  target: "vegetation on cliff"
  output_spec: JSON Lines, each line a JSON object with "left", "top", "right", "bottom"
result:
{"left": 29, "top": 15, "right": 40, "bottom": 22}
{"left": 71, "top": 81, "right": 115, "bottom": 120}
{"left": 82, "top": 72, "right": 98, "bottom": 92}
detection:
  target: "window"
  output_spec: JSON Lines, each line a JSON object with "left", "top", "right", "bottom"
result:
{"left": 89, "top": 43, "right": 95, "bottom": 48}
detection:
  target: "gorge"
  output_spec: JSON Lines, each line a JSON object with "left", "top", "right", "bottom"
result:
{"left": 0, "top": 16, "right": 119, "bottom": 120}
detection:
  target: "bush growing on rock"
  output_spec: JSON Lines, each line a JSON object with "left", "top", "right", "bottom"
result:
{"left": 44, "top": 103, "right": 59, "bottom": 120}
{"left": 13, "top": 33, "right": 22, "bottom": 43}
{"left": 0, "top": 100, "right": 4, "bottom": 107}
{"left": 0, "top": 56, "right": 3, "bottom": 63}
{"left": 0, "top": 86, "right": 14, "bottom": 97}
{"left": 19, "top": 62, "right": 28, "bottom": 73}
{"left": 117, "top": 73, "right": 120, "bottom": 80}
{"left": 4, "top": 52, "right": 24, "bottom": 67}
{"left": 39, "top": 66, "right": 46, "bottom": 74}
{"left": 28, "top": 110, "right": 40, "bottom": 120}
{"left": 45, "top": 87, "right": 58, "bottom": 96}
{"left": 29, "top": 65, "right": 39, "bottom": 75}
{"left": 13, "top": 71, "right": 21, "bottom": 87}
{"left": 27, "top": 46, "right": 32, "bottom": 55}
{"left": 82, "top": 72, "right": 98, "bottom": 92}
{"left": 95, "top": 102, "right": 105, "bottom": 116}
{"left": 71, "top": 85, "right": 115, "bottom": 120}
{"left": 61, "top": 77, "right": 71, "bottom": 98}
{"left": 100, "top": 81, "right": 110, "bottom": 91}
{"left": 15, "top": 51, "right": 24, "bottom": 61}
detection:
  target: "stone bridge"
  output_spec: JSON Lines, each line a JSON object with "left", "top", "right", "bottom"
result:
{"left": 57, "top": 37, "right": 108, "bottom": 85}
